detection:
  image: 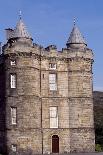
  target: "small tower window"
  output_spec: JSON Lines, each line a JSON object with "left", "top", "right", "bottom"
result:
{"left": 49, "top": 73, "right": 57, "bottom": 91}
{"left": 49, "top": 63, "right": 57, "bottom": 70}
{"left": 43, "top": 74, "right": 44, "bottom": 79}
{"left": 50, "top": 107, "right": 58, "bottom": 128}
{"left": 11, "top": 144, "right": 17, "bottom": 152}
{"left": 10, "top": 60, "right": 16, "bottom": 66}
{"left": 11, "top": 107, "right": 17, "bottom": 125}
{"left": 10, "top": 74, "right": 16, "bottom": 88}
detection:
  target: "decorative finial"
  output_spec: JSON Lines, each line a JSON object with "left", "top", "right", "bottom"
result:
{"left": 73, "top": 17, "right": 76, "bottom": 26}
{"left": 19, "top": 10, "right": 22, "bottom": 19}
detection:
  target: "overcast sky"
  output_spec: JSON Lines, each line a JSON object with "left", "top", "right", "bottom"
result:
{"left": 0, "top": 0, "right": 103, "bottom": 91}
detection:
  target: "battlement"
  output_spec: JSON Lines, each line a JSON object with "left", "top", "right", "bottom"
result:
{"left": 2, "top": 40, "right": 93, "bottom": 64}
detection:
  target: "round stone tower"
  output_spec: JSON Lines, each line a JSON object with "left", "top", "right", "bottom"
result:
{"left": 3, "top": 16, "right": 42, "bottom": 154}
{"left": 66, "top": 23, "right": 95, "bottom": 152}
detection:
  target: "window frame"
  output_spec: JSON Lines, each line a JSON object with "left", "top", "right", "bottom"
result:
{"left": 50, "top": 106, "right": 58, "bottom": 128}
{"left": 10, "top": 60, "right": 16, "bottom": 66}
{"left": 11, "top": 144, "right": 17, "bottom": 152}
{"left": 49, "top": 73, "right": 57, "bottom": 91}
{"left": 10, "top": 73, "right": 17, "bottom": 89}
{"left": 49, "top": 63, "right": 57, "bottom": 70}
{"left": 11, "top": 107, "right": 17, "bottom": 125}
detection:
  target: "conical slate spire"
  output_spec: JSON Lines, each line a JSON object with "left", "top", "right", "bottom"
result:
{"left": 67, "top": 23, "right": 86, "bottom": 47}
{"left": 13, "top": 16, "right": 32, "bottom": 39}
{"left": 5, "top": 13, "right": 32, "bottom": 40}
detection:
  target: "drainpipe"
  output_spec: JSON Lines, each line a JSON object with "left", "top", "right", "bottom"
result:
{"left": 40, "top": 46, "right": 43, "bottom": 154}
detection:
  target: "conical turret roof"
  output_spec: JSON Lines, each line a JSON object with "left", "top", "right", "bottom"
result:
{"left": 5, "top": 14, "right": 32, "bottom": 40}
{"left": 67, "top": 23, "right": 86, "bottom": 46}
{"left": 13, "top": 17, "right": 32, "bottom": 39}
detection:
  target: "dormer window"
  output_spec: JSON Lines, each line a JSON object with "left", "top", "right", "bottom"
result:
{"left": 49, "top": 63, "right": 57, "bottom": 70}
{"left": 10, "top": 60, "right": 16, "bottom": 66}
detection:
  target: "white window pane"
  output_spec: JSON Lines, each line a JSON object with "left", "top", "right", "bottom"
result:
{"left": 50, "top": 110, "right": 56, "bottom": 118}
{"left": 50, "top": 118, "right": 58, "bottom": 128}
{"left": 11, "top": 108, "right": 16, "bottom": 117}
{"left": 10, "top": 74, "right": 16, "bottom": 88}
{"left": 49, "top": 74, "right": 57, "bottom": 91}
{"left": 11, "top": 60, "right": 16, "bottom": 66}
{"left": 12, "top": 144, "right": 17, "bottom": 152}
{"left": 49, "top": 63, "right": 56, "bottom": 70}
{"left": 11, "top": 107, "right": 17, "bottom": 125}
{"left": 49, "top": 74, "right": 56, "bottom": 83}
{"left": 12, "top": 117, "right": 16, "bottom": 124}
{"left": 50, "top": 107, "right": 57, "bottom": 118}
{"left": 49, "top": 83, "right": 57, "bottom": 90}
{"left": 50, "top": 107, "right": 58, "bottom": 128}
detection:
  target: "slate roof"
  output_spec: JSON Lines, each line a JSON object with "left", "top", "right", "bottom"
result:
{"left": 67, "top": 24, "right": 86, "bottom": 45}
{"left": 6, "top": 17, "right": 32, "bottom": 40}
{"left": 13, "top": 18, "right": 32, "bottom": 39}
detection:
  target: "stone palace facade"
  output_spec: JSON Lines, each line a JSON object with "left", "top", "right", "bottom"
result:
{"left": 0, "top": 16, "right": 95, "bottom": 154}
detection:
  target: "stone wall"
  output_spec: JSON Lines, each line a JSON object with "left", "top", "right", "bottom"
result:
{"left": 2, "top": 38, "right": 42, "bottom": 154}
{"left": 70, "top": 128, "right": 95, "bottom": 152}
{"left": 0, "top": 61, "right": 7, "bottom": 154}
{"left": 0, "top": 37, "right": 95, "bottom": 154}
{"left": 43, "top": 129, "right": 70, "bottom": 154}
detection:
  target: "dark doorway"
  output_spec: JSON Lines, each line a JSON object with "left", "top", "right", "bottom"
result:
{"left": 52, "top": 135, "right": 59, "bottom": 153}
